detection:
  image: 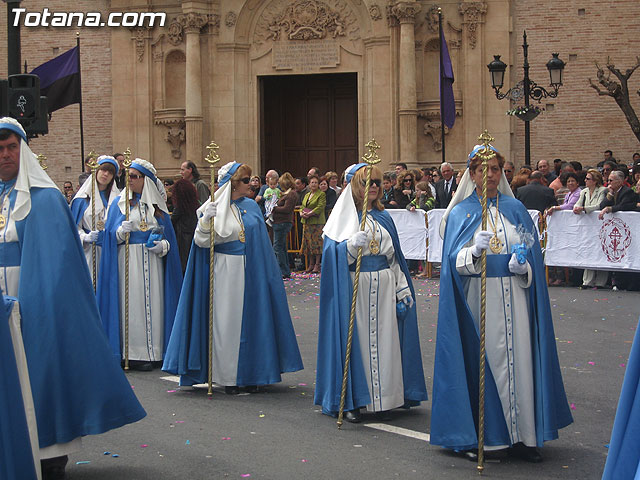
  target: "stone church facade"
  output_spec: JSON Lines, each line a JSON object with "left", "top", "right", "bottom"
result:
{"left": 1, "top": 0, "right": 638, "bottom": 186}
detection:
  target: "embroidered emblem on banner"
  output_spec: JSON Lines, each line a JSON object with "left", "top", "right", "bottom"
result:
{"left": 599, "top": 218, "right": 632, "bottom": 263}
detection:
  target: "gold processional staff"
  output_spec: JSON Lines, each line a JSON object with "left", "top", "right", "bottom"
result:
{"left": 337, "top": 138, "right": 382, "bottom": 428}
{"left": 474, "top": 129, "right": 498, "bottom": 474}
{"left": 86, "top": 151, "right": 99, "bottom": 292}
{"left": 122, "top": 148, "right": 132, "bottom": 371}
{"left": 204, "top": 141, "right": 221, "bottom": 396}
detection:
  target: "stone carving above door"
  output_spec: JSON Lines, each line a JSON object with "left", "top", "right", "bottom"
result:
{"left": 254, "top": 0, "right": 360, "bottom": 45}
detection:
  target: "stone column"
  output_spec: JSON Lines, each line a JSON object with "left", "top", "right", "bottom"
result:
{"left": 178, "top": 12, "right": 207, "bottom": 163}
{"left": 391, "top": 2, "right": 421, "bottom": 165}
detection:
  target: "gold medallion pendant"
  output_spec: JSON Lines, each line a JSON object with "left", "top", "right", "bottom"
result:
{"left": 0, "top": 214, "right": 6, "bottom": 230}
{"left": 139, "top": 219, "right": 149, "bottom": 231}
{"left": 489, "top": 234, "right": 503, "bottom": 254}
{"left": 96, "top": 220, "right": 105, "bottom": 231}
{"left": 238, "top": 230, "right": 246, "bottom": 243}
{"left": 369, "top": 238, "right": 380, "bottom": 255}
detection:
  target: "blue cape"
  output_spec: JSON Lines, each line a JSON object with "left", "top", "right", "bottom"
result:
{"left": 0, "top": 295, "right": 37, "bottom": 480}
{"left": 97, "top": 196, "right": 182, "bottom": 359}
{"left": 430, "top": 191, "right": 572, "bottom": 449}
{"left": 12, "top": 188, "right": 146, "bottom": 448}
{"left": 602, "top": 316, "right": 640, "bottom": 480}
{"left": 162, "top": 197, "right": 303, "bottom": 386}
{"left": 314, "top": 209, "right": 428, "bottom": 415}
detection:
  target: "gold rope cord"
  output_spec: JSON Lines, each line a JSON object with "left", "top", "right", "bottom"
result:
{"left": 122, "top": 148, "right": 132, "bottom": 371}
{"left": 87, "top": 151, "right": 99, "bottom": 292}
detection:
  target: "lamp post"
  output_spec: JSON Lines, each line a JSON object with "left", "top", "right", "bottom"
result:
{"left": 487, "top": 31, "right": 565, "bottom": 166}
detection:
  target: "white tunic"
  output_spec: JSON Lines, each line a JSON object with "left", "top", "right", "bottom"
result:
{"left": 116, "top": 201, "right": 169, "bottom": 362}
{"left": 456, "top": 203, "right": 536, "bottom": 447}
{"left": 77, "top": 191, "right": 117, "bottom": 278}
{"left": 194, "top": 204, "right": 246, "bottom": 386}
{"left": 346, "top": 215, "right": 408, "bottom": 412}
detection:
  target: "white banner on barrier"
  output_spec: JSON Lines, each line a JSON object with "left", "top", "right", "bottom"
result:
{"left": 545, "top": 210, "right": 640, "bottom": 272}
{"left": 387, "top": 209, "right": 427, "bottom": 260}
{"left": 425, "top": 208, "right": 541, "bottom": 264}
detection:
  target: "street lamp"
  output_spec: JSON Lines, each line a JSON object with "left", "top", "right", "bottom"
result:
{"left": 487, "top": 31, "right": 566, "bottom": 166}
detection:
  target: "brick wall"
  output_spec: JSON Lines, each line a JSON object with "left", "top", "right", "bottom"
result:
{"left": 0, "top": 1, "right": 112, "bottom": 189}
{"left": 512, "top": 0, "right": 640, "bottom": 169}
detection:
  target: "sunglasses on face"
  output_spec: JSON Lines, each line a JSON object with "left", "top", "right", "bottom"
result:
{"left": 403, "top": 179, "right": 412, "bottom": 183}
{"left": 586, "top": 177, "right": 593, "bottom": 181}
{"left": 129, "top": 174, "right": 144, "bottom": 179}
{"left": 504, "top": 169, "right": 513, "bottom": 173}
{"left": 239, "top": 177, "right": 251, "bottom": 184}
{"left": 360, "top": 179, "right": 381, "bottom": 187}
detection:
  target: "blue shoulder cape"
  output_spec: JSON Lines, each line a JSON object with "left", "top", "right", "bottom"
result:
{"left": 97, "top": 195, "right": 182, "bottom": 359}
{"left": 602, "top": 316, "right": 640, "bottom": 480}
{"left": 0, "top": 295, "right": 37, "bottom": 480}
{"left": 430, "top": 191, "right": 572, "bottom": 449}
{"left": 314, "top": 209, "right": 428, "bottom": 415}
{"left": 162, "top": 197, "right": 303, "bottom": 386}
{"left": 14, "top": 188, "right": 146, "bottom": 448}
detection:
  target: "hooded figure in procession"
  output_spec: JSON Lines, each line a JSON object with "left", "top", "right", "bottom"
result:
{"left": 0, "top": 117, "right": 145, "bottom": 480}
{"left": 430, "top": 142, "right": 572, "bottom": 462}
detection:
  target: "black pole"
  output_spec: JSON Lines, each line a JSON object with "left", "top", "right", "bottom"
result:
{"left": 522, "top": 31, "right": 531, "bottom": 167}
{"left": 77, "top": 33, "right": 85, "bottom": 171}
{"left": 7, "top": 1, "right": 21, "bottom": 76}
{"left": 438, "top": 10, "right": 446, "bottom": 165}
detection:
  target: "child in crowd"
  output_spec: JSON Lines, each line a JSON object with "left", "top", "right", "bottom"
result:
{"left": 263, "top": 174, "right": 281, "bottom": 226}
{"left": 406, "top": 181, "right": 435, "bottom": 212}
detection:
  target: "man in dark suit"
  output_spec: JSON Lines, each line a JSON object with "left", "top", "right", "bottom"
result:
{"left": 516, "top": 171, "right": 557, "bottom": 213}
{"left": 435, "top": 162, "right": 457, "bottom": 208}
{"left": 598, "top": 170, "right": 638, "bottom": 219}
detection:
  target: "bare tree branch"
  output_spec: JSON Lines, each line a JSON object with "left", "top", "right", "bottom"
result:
{"left": 624, "top": 56, "right": 640, "bottom": 77}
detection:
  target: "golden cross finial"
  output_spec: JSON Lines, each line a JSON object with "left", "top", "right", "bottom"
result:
{"left": 37, "top": 153, "right": 47, "bottom": 170}
{"left": 204, "top": 141, "right": 221, "bottom": 166}
{"left": 362, "top": 138, "right": 382, "bottom": 165}
{"left": 476, "top": 130, "right": 496, "bottom": 161}
{"left": 87, "top": 150, "right": 99, "bottom": 170}
{"left": 123, "top": 147, "right": 132, "bottom": 168}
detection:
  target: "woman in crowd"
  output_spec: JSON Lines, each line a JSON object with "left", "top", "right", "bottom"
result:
{"left": 393, "top": 170, "right": 415, "bottom": 210}
{"left": 432, "top": 169, "right": 442, "bottom": 184}
{"left": 300, "top": 174, "right": 326, "bottom": 273}
{"left": 510, "top": 167, "right": 532, "bottom": 194}
{"left": 272, "top": 172, "right": 298, "bottom": 279}
{"left": 248, "top": 175, "right": 261, "bottom": 200}
{"left": 545, "top": 172, "right": 581, "bottom": 216}
{"left": 315, "top": 163, "right": 427, "bottom": 423}
{"left": 171, "top": 179, "right": 199, "bottom": 273}
{"left": 71, "top": 155, "right": 120, "bottom": 279}
{"left": 572, "top": 169, "right": 609, "bottom": 288}
{"left": 319, "top": 175, "right": 337, "bottom": 218}
{"left": 98, "top": 159, "right": 182, "bottom": 371}
{"left": 163, "top": 178, "right": 174, "bottom": 211}
{"left": 327, "top": 170, "right": 342, "bottom": 195}
{"left": 431, "top": 144, "right": 572, "bottom": 461}
{"left": 162, "top": 162, "right": 303, "bottom": 394}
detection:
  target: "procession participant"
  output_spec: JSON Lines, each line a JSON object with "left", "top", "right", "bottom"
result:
{"left": 430, "top": 143, "right": 572, "bottom": 462}
{"left": 163, "top": 161, "right": 303, "bottom": 394}
{"left": 70, "top": 155, "right": 120, "bottom": 278}
{"left": 98, "top": 158, "right": 182, "bottom": 371}
{"left": 1, "top": 294, "right": 39, "bottom": 480}
{"left": 314, "top": 163, "right": 428, "bottom": 423}
{"left": 601, "top": 316, "right": 640, "bottom": 480}
{"left": 0, "top": 117, "right": 145, "bottom": 480}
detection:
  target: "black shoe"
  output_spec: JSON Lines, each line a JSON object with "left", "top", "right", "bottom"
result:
{"left": 374, "top": 410, "right": 392, "bottom": 421}
{"left": 245, "top": 385, "right": 259, "bottom": 393}
{"left": 509, "top": 442, "right": 542, "bottom": 463}
{"left": 130, "top": 361, "right": 153, "bottom": 371}
{"left": 225, "top": 386, "right": 240, "bottom": 395}
{"left": 42, "top": 455, "right": 68, "bottom": 480}
{"left": 344, "top": 409, "right": 362, "bottom": 423}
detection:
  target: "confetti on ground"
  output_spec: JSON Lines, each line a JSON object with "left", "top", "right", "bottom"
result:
{"left": 112, "top": 454, "right": 119, "bottom": 458}
{"left": 301, "top": 459, "right": 308, "bottom": 463}
{"left": 222, "top": 437, "right": 231, "bottom": 440}
{"left": 353, "top": 444, "right": 363, "bottom": 448}
{"left": 298, "top": 383, "right": 307, "bottom": 386}
{"left": 76, "top": 461, "right": 90, "bottom": 465}
{"left": 570, "top": 403, "right": 576, "bottom": 410}
{"left": 259, "top": 414, "right": 265, "bottom": 418}
{"left": 588, "top": 361, "right": 595, "bottom": 365}
{"left": 620, "top": 364, "right": 626, "bottom": 367}
{"left": 140, "top": 444, "right": 148, "bottom": 448}
{"left": 167, "top": 390, "right": 177, "bottom": 393}
{"left": 185, "top": 440, "right": 190, "bottom": 445}
{"left": 175, "top": 421, "right": 185, "bottom": 423}
{"left": 241, "top": 475, "right": 251, "bottom": 478}
{"left": 103, "top": 452, "right": 110, "bottom": 455}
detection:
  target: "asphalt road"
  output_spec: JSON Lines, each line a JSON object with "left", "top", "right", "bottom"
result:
{"left": 65, "top": 275, "right": 640, "bottom": 480}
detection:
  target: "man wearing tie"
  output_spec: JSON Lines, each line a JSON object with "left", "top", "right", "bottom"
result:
{"left": 435, "top": 162, "right": 457, "bottom": 208}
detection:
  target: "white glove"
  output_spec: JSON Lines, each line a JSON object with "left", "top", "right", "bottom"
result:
{"left": 348, "top": 230, "right": 369, "bottom": 249}
{"left": 402, "top": 295, "right": 414, "bottom": 309}
{"left": 147, "top": 240, "right": 164, "bottom": 255}
{"left": 82, "top": 230, "right": 100, "bottom": 244}
{"left": 202, "top": 202, "right": 218, "bottom": 222}
{"left": 117, "top": 220, "right": 134, "bottom": 235}
{"left": 508, "top": 253, "right": 528, "bottom": 275}
{"left": 471, "top": 231, "right": 493, "bottom": 257}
